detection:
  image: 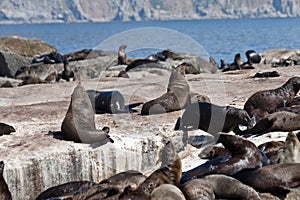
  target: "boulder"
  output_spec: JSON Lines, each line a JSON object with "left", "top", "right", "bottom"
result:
{"left": 260, "top": 49, "right": 300, "bottom": 65}
{"left": 0, "top": 36, "right": 57, "bottom": 77}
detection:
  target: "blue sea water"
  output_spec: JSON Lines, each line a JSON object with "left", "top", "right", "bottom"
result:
{"left": 0, "top": 18, "right": 300, "bottom": 64}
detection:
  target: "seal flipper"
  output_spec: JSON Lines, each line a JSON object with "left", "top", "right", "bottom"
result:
{"left": 174, "top": 117, "right": 181, "bottom": 130}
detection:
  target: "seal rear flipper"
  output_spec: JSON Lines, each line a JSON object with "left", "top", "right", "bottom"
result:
{"left": 174, "top": 117, "right": 181, "bottom": 130}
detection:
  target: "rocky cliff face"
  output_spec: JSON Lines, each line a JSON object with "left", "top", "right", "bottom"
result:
{"left": 0, "top": 0, "right": 299, "bottom": 24}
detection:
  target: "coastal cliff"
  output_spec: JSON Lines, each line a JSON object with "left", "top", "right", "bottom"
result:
{"left": 0, "top": 0, "right": 300, "bottom": 24}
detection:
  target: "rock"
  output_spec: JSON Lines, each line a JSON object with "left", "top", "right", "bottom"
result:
{"left": 0, "top": 36, "right": 57, "bottom": 77}
{"left": 260, "top": 49, "right": 300, "bottom": 65}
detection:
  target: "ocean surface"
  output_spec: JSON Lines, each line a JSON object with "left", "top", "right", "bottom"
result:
{"left": 1, "top": 18, "right": 300, "bottom": 63}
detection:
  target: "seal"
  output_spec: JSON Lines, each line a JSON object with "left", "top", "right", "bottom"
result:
{"left": 258, "top": 140, "right": 284, "bottom": 163}
{"left": 238, "top": 111, "right": 300, "bottom": 137}
{"left": 125, "top": 59, "right": 164, "bottom": 72}
{"left": 118, "top": 45, "right": 127, "bottom": 65}
{"left": 279, "top": 131, "right": 300, "bottom": 164}
{"left": 198, "top": 145, "right": 229, "bottom": 159}
{"left": 252, "top": 71, "right": 280, "bottom": 78}
{"left": 141, "top": 63, "right": 191, "bottom": 115}
{"left": 242, "top": 50, "right": 261, "bottom": 68}
{"left": 222, "top": 53, "right": 243, "bottom": 72}
{"left": 18, "top": 69, "right": 47, "bottom": 86}
{"left": 74, "top": 170, "right": 146, "bottom": 199}
{"left": 56, "top": 59, "right": 76, "bottom": 82}
{"left": 36, "top": 181, "right": 96, "bottom": 200}
{"left": 180, "top": 178, "right": 215, "bottom": 200}
{"left": 0, "top": 161, "right": 12, "bottom": 200}
{"left": 244, "top": 76, "right": 300, "bottom": 121}
{"left": 181, "top": 134, "right": 263, "bottom": 183}
{"left": 174, "top": 102, "right": 253, "bottom": 134}
{"left": 202, "top": 174, "right": 261, "bottom": 200}
{"left": 61, "top": 83, "right": 114, "bottom": 144}
{"left": 150, "top": 184, "right": 185, "bottom": 200}
{"left": 234, "top": 163, "right": 300, "bottom": 196}
{"left": 0, "top": 123, "right": 15, "bottom": 136}
{"left": 119, "top": 158, "right": 182, "bottom": 199}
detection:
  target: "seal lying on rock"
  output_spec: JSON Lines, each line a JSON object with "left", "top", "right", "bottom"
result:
{"left": 0, "top": 161, "right": 12, "bottom": 200}
{"left": 181, "top": 134, "right": 263, "bottom": 183}
{"left": 244, "top": 76, "right": 300, "bottom": 121}
{"left": 234, "top": 163, "right": 300, "bottom": 196}
{"left": 141, "top": 63, "right": 191, "bottom": 115}
{"left": 238, "top": 111, "right": 300, "bottom": 137}
{"left": 174, "top": 102, "right": 253, "bottom": 134}
{"left": 56, "top": 59, "right": 76, "bottom": 82}
{"left": 61, "top": 83, "right": 114, "bottom": 144}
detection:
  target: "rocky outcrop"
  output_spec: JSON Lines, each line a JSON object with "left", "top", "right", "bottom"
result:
{"left": 0, "top": 0, "right": 300, "bottom": 24}
{"left": 0, "top": 36, "right": 57, "bottom": 77}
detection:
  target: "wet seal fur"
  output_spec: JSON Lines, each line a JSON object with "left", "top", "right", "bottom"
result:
{"left": 0, "top": 123, "right": 15, "bottom": 136}
{"left": 181, "top": 134, "right": 263, "bottom": 183}
{"left": 141, "top": 63, "right": 191, "bottom": 115}
{"left": 238, "top": 111, "right": 300, "bottom": 137}
{"left": 174, "top": 102, "right": 253, "bottom": 134}
{"left": 0, "top": 161, "right": 12, "bottom": 200}
{"left": 61, "top": 83, "right": 114, "bottom": 144}
{"left": 180, "top": 178, "right": 215, "bottom": 200}
{"left": 244, "top": 76, "right": 300, "bottom": 121}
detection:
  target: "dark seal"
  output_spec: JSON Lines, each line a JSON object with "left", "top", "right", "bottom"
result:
{"left": 0, "top": 161, "right": 12, "bottom": 200}
{"left": 0, "top": 123, "right": 15, "bottom": 136}
{"left": 244, "top": 76, "right": 300, "bottom": 121}
{"left": 61, "top": 83, "right": 114, "bottom": 144}
{"left": 141, "top": 63, "right": 191, "bottom": 115}
{"left": 174, "top": 102, "right": 253, "bottom": 134}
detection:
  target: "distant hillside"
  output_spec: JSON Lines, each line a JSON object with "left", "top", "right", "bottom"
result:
{"left": 0, "top": 0, "right": 300, "bottom": 24}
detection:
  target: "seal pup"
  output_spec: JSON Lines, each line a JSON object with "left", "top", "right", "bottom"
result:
{"left": 238, "top": 111, "right": 300, "bottom": 137}
{"left": 18, "top": 69, "right": 47, "bottom": 86}
{"left": 36, "top": 181, "right": 95, "bottom": 200}
{"left": 180, "top": 178, "right": 215, "bottom": 200}
{"left": 244, "top": 76, "right": 300, "bottom": 121}
{"left": 150, "top": 184, "right": 185, "bottom": 200}
{"left": 174, "top": 102, "right": 253, "bottom": 134}
{"left": 0, "top": 161, "right": 12, "bottom": 200}
{"left": 202, "top": 174, "right": 261, "bottom": 200}
{"left": 118, "top": 45, "right": 127, "bottom": 65}
{"left": 0, "top": 123, "right": 15, "bottom": 136}
{"left": 181, "top": 134, "right": 263, "bottom": 182}
{"left": 279, "top": 131, "right": 300, "bottom": 164}
{"left": 258, "top": 141, "right": 284, "bottom": 163}
{"left": 119, "top": 158, "right": 182, "bottom": 199}
{"left": 61, "top": 83, "right": 114, "bottom": 144}
{"left": 141, "top": 63, "right": 191, "bottom": 115}
{"left": 234, "top": 163, "right": 300, "bottom": 196}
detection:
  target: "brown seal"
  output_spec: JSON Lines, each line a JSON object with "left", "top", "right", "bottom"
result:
{"left": 239, "top": 111, "right": 300, "bottom": 137}
{"left": 0, "top": 123, "right": 15, "bottom": 136}
{"left": 258, "top": 141, "right": 284, "bottom": 164}
{"left": 174, "top": 102, "right": 253, "bottom": 134}
{"left": 141, "top": 63, "right": 191, "bottom": 115}
{"left": 234, "top": 163, "right": 300, "bottom": 196}
{"left": 181, "top": 134, "right": 263, "bottom": 182}
{"left": 279, "top": 131, "right": 300, "bottom": 164}
{"left": 119, "top": 158, "right": 182, "bottom": 199}
{"left": 150, "top": 184, "right": 185, "bottom": 200}
{"left": 180, "top": 178, "right": 215, "bottom": 200}
{"left": 244, "top": 76, "right": 300, "bottom": 121}
{"left": 18, "top": 69, "right": 47, "bottom": 86}
{"left": 73, "top": 170, "right": 146, "bottom": 199}
{"left": 198, "top": 145, "right": 229, "bottom": 159}
{"left": 61, "top": 83, "right": 114, "bottom": 144}
{"left": 0, "top": 161, "right": 12, "bottom": 200}
{"left": 36, "top": 181, "right": 95, "bottom": 200}
{"left": 118, "top": 45, "right": 127, "bottom": 65}
{"left": 202, "top": 174, "right": 261, "bottom": 200}
{"left": 222, "top": 53, "right": 243, "bottom": 72}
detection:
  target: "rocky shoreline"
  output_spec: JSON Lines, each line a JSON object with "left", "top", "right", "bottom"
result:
{"left": 0, "top": 36, "right": 299, "bottom": 199}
